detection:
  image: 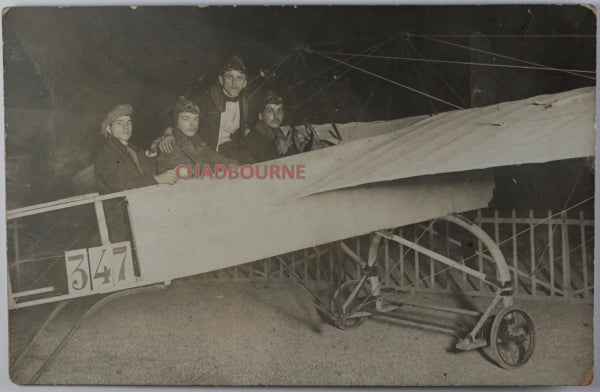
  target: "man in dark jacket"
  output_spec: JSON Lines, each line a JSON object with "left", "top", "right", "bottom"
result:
{"left": 95, "top": 104, "right": 177, "bottom": 242}
{"left": 157, "top": 96, "right": 237, "bottom": 174}
{"left": 160, "top": 56, "right": 255, "bottom": 163}
{"left": 245, "top": 91, "right": 290, "bottom": 162}
{"left": 95, "top": 104, "right": 178, "bottom": 193}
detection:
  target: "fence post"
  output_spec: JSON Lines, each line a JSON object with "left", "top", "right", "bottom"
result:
{"left": 561, "top": 211, "right": 571, "bottom": 299}
{"left": 429, "top": 223, "right": 435, "bottom": 287}
{"left": 414, "top": 227, "right": 420, "bottom": 288}
{"left": 511, "top": 210, "right": 518, "bottom": 294}
{"left": 579, "top": 211, "right": 589, "bottom": 300}
{"left": 529, "top": 210, "right": 536, "bottom": 295}
{"left": 356, "top": 237, "right": 361, "bottom": 278}
{"left": 548, "top": 210, "right": 555, "bottom": 297}
{"left": 399, "top": 227, "right": 405, "bottom": 287}
{"left": 316, "top": 247, "right": 321, "bottom": 282}
{"left": 445, "top": 220, "right": 451, "bottom": 290}
{"left": 477, "top": 210, "right": 483, "bottom": 291}
{"left": 264, "top": 258, "right": 269, "bottom": 280}
{"left": 303, "top": 249, "right": 309, "bottom": 280}
{"left": 384, "top": 238, "right": 390, "bottom": 286}
{"left": 328, "top": 245, "right": 334, "bottom": 282}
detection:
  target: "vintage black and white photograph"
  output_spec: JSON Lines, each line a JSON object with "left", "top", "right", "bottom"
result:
{"left": 3, "top": 4, "right": 596, "bottom": 386}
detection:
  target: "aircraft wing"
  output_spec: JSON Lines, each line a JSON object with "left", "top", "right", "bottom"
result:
{"left": 282, "top": 87, "right": 594, "bottom": 201}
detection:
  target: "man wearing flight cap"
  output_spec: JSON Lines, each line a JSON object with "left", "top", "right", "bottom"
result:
{"left": 156, "top": 96, "right": 237, "bottom": 174}
{"left": 95, "top": 104, "right": 178, "bottom": 194}
{"left": 95, "top": 104, "right": 178, "bottom": 243}
{"left": 160, "top": 55, "right": 255, "bottom": 163}
{"left": 245, "top": 90, "right": 291, "bottom": 162}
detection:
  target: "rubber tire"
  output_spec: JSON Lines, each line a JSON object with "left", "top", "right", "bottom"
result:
{"left": 331, "top": 280, "right": 370, "bottom": 329}
{"left": 490, "top": 305, "right": 535, "bottom": 369}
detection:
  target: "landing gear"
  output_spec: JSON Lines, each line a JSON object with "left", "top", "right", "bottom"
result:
{"left": 331, "top": 279, "right": 371, "bottom": 329}
{"left": 490, "top": 305, "right": 536, "bottom": 369}
{"left": 330, "top": 215, "right": 536, "bottom": 369}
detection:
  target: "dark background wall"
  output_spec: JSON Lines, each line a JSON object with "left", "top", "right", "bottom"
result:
{"left": 3, "top": 5, "right": 596, "bottom": 210}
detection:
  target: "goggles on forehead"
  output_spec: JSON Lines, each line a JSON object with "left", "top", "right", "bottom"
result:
{"left": 182, "top": 103, "right": 198, "bottom": 112}
{"left": 265, "top": 95, "right": 284, "bottom": 106}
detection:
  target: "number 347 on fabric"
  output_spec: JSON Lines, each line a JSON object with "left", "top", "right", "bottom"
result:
{"left": 64, "top": 242, "right": 137, "bottom": 295}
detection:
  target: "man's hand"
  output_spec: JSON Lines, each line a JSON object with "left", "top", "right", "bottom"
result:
{"left": 153, "top": 169, "right": 178, "bottom": 185}
{"left": 158, "top": 127, "right": 175, "bottom": 153}
{"left": 243, "top": 127, "right": 251, "bottom": 137}
{"left": 276, "top": 138, "right": 288, "bottom": 155}
{"left": 147, "top": 137, "right": 162, "bottom": 157}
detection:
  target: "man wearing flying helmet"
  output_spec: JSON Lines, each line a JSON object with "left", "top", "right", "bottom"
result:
{"left": 160, "top": 55, "right": 255, "bottom": 163}
{"left": 245, "top": 90, "right": 290, "bottom": 162}
{"left": 156, "top": 96, "right": 237, "bottom": 173}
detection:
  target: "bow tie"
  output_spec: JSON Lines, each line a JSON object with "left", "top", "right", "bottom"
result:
{"left": 224, "top": 94, "right": 240, "bottom": 103}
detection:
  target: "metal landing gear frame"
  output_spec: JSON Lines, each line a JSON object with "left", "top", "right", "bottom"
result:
{"left": 331, "top": 214, "right": 536, "bottom": 369}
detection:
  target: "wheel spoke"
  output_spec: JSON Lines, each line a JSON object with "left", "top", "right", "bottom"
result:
{"left": 331, "top": 280, "right": 371, "bottom": 329}
{"left": 490, "top": 306, "right": 535, "bottom": 369}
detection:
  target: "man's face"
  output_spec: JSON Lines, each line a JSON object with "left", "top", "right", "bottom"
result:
{"left": 107, "top": 115, "right": 132, "bottom": 143}
{"left": 177, "top": 112, "right": 200, "bottom": 137}
{"left": 259, "top": 103, "right": 284, "bottom": 129}
{"left": 218, "top": 70, "right": 247, "bottom": 98}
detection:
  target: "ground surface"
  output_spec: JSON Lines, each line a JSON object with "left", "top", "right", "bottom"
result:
{"left": 9, "top": 275, "right": 594, "bottom": 386}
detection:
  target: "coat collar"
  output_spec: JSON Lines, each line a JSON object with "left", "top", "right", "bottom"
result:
{"left": 209, "top": 83, "right": 247, "bottom": 114}
{"left": 254, "top": 120, "right": 283, "bottom": 142}
{"left": 106, "top": 134, "right": 137, "bottom": 152}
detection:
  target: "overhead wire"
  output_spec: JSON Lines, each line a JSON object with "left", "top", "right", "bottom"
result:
{"left": 356, "top": 195, "right": 593, "bottom": 308}
{"left": 411, "top": 34, "right": 596, "bottom": 81}
{"left": 415, "top": 34, "right": 595, "bottom": 38}
{"left": 14, "top": 198, "right": 129, "bottom": 294}
{"left": 283, "top": 36, "right": 397, "bottom": 94}
{"left": 316, "top": 51, "right": 466, "bottom": 111}
{"left": 403, "top": 36, "right": 469, "bottom": 108}
{"left": 246, "top": 53, "right": 291, "bottom": 86}
{"left": 299, "top": 32, "right": 395, "bottom": 48}
{"left": 399, "top": 37, "right": 437, "bottom": 115}
{"left": 28, "top": 284, "right": 167, "bottom": 384}
{"left": 316, "top": 51, "right": 597, "bottom": 75}
{"left": 247, "top": 54, "right": 292, "bottom": 100}
{"left": 531, "top": 169, "right": 583, "bottom": 273}
{"left": 298, "top": 50, "right": 342, "bottom": 139}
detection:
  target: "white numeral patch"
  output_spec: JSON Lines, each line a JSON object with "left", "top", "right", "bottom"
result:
{"left": 65, "top": 249, "right": 92, "bottom": 294}
{"left": 66, "top": 242, "right": 136, "bottom": 292}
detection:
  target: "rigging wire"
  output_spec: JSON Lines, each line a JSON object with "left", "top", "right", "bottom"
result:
{"left": 246, "top": 54, "right": 291, "bottom": 86}
{"left": 19, "top": 206, "right": 80, "bottom": 259}
{"left": 348, "top": 77, "right": 382, "bottom": 140}
{"left": 298, "top": 50, "right": 342, "bottom": 139}
{"left": 20, "top": 223, "right": 100, "bottom": 293}
{"left": 316, "top": 51, "right": 466, "bottom": 111}
{"left": 275, "top": 255, "right": 336, "bottom": 320}
{"left": 356, "top": 195, "right": 593, "bottom": 308}
{"left": 285, "top": 34, "right": 398, "bottom": 96}
{"left": 411, "top": 34, "right": 596, "bottom": 81}
{"left": 300, "top": 32, "right": 395, "bottom": 48}
{"left": 317, "top": 51, "right": 597, "bottom": 75}
{"left": 531, "top": 169, "right": 583, "bottom": 273}
{"left": 14, "top": 198, "right": 129, "bottom": 293}
{"left": 291, "top": 37, "right": 395, "bottom": 112}
{"left": 28, "top": 284, "right": 167, "bottom": 384}
{"left": 400, "top": 38, "right": 437, "bottom": 115}
{"left": 415, "top": 34, "right": 596, "bottom": 38}
{"left": 403, "top": 36, "right": 469, "bottom": 108}
{"left": 10, "top": 300, "right": 71, "bottom": 375}
{"left": 247, "top": 54, "right": 292, "bottom": 101}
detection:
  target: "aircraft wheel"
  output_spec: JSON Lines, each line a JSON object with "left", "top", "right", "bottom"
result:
{"left": 490, "top": 305, "right": 535, "bottom": 369}
{"left": 331, "top": 280, "right": 371, "bottom": 329}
